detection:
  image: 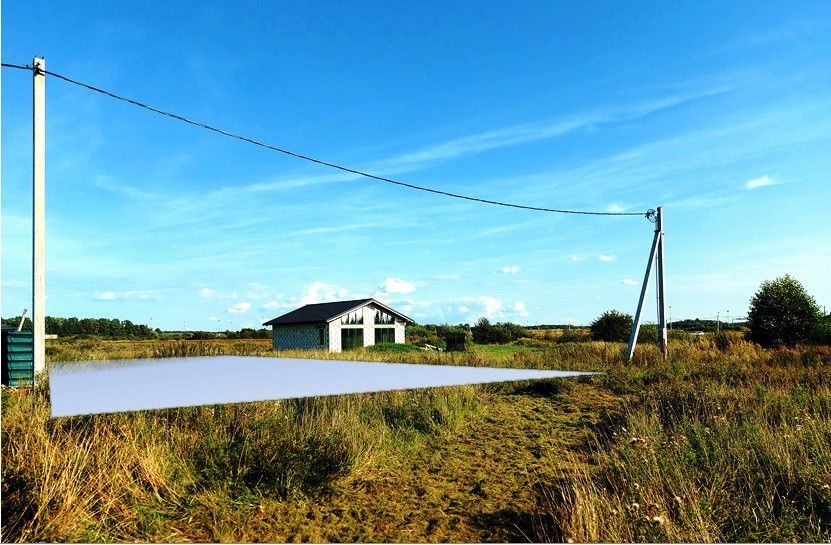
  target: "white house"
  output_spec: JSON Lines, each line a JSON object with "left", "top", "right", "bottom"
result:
{"left": 263, "top": 298, "right": 412, "bottom": 352}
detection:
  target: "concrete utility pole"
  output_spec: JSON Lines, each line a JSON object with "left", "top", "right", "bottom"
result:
{"left": 656, "top": 207, "right": 668, "bottom": 358}
{"left": 17, "top": 309, "right": 29, "bottom": 332}
{"left": 626, "top": 207, "right": 667, "bottom": 360}
{"left": 33, "top": 57, "right": 46, "bottom": 375}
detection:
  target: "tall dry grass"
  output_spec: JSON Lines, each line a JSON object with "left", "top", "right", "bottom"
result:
{"left": 4, "top": 334, "right": 830, "bottom": 542}
{"left": 534, "top": 335, "right": 831, "bottom": 543}
{"left": 2, "top": 344, "right": 480, "bottom": 542}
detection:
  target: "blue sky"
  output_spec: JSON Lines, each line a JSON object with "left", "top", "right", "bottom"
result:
{"left": 2, "top": 1, "right": 831, "bottom": 330}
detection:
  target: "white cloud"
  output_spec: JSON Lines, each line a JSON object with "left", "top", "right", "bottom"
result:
{"left": 93, "top": 290, "right": 157, "bottom": 301}
{"left": 245, "top": 283, "right": 270, "bottom": 300}
{"left": 122, "top": 290, "right": 156, "bottom": 300}
{"left": 227, "top": 302, "right": 252, "bottom": 314}
{"left": 262, "top": 300, "right": 281, "bottom": 309}
{"left": 513, "top": 300, "right": 529, "bottom": 317}
{"left": 500, "top": 265, "right": 521, "bottom": 274}
{"left": 299, "top": 281, "right": 349, "bottom": 305}
{"left": 379, "top": 277, "right": 416, "bottom": 294}
{"left": 479, "top": 296, "right": 503, "bottom": 318}
{"left": 570, "top": 255, "right": 585, "bottom": 262}
{"left": 207, "top": 316, "right": 218, "bottom": 321}
{"left": 745, "top": 175, "right": 779, "bottom": 190}
{"left": 458, "top": 305, "right": 470, "bottom": 313}
{"left": 607, "top": 202, "right": 625, "bottom": 213}
{"left": 199, "top": 288, "right": 217, "bottom": 298}
{"left": 622, "top": 278, "right": 637, "bottom": 286}
{"left": 599, "top": 254, "right": 617, "bottom": 262}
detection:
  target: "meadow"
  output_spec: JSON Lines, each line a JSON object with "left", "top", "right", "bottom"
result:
{"left": 2, "top": 334, "right": 830, "bottom": 542}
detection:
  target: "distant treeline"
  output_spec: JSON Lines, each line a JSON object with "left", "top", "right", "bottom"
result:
{"left": 529, "top": 320, "right": 747, "bottom": 332}
{"left": 1, "top": 316, "right": 159, "bottom": 338}
{"left": 669, "top": 319, "right": 747, "bottom": 332}
{"left": 525, "top": 324, "right": 587, "bottom": 330}
{"left": 1, "top": 316, "right": 272, "bottom": 340}
{"left": 189, "top": 328, "right": 271, "bottom": 340}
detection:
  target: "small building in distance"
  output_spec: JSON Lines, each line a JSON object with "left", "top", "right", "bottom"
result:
{"left": 263, "top": 298, "right": 412, "bottom": 352}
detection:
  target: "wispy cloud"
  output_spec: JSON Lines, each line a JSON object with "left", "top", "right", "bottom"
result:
{"left": 236, "top": 87, "right": 730, "bottom": 195}
{"left": 378, "top": 277, "right": 416, "bottom": 294}
{"left": 745, "top": 175, "right": 779, "bottom": 190}
{"left": 93, "top": 175, "right": 159, "bottom": 200}
{"left": 199, "top": 288, "right": 217, "bottom": 298}
{"left": 93, "top": 290, "right": 159, "bottom": 301}
{"left": 227, "top": 302, "right": 252, "bottom": 314}
{"left": 599, "top": 255, "right": 617, "bottom": 262}
{"left": 570, "top": 255, "right": 585, "bottom": 262}
{"left": 299, "top": 281, "right": 349, "bottom": 305}
{"left": 501, "top": 265, "right": 521, "bottom": 274}
{"left": 622, "top": 278, "right": 637, "bottom": 286}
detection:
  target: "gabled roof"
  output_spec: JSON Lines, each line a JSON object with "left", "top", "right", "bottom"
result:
{"left": 263, "top": 298, "right": 413, "bottom": 326}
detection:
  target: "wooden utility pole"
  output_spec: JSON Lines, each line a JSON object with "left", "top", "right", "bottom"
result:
{"left": 33, "top": 57, "right": 46, "bottom": 375}
{"left": 626, "top": 207, "right": 667, "bottom": 360}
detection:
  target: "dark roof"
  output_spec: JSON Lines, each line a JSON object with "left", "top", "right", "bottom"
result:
{"left": 263, "top": 298, "right": 412, "bottom": 326}
{"left": 263, "top": 299, "right": 372, "bottom": 326}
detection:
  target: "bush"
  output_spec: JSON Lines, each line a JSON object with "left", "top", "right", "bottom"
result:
{"left": 590, "top": 310, "right": 633, "bottom": 342}
{"left": 637, "top": 324, "right": 658, "bottom": 344}
{"left": 471, "top": 318, "right": 528, "bottom": 344}
{"left": 557, "top": 328, "right": 591, "bottom": 344}
{"left": 406, "top": 324, "right": 444, "bottom": 348}
{"left": 747, "top": 275, "right": 824, "bottom": 347}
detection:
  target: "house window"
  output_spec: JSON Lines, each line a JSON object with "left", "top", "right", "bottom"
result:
{"left": 318, "top": 327, "right": 325, "bottom": 346}
{"left": 341, "top": 328, "right": 364, "bottom": 350}
{"left": 340, "top": 311, "right": 363, "bottom": 325}
{"left": 375, "top": 327, "right": 395, "bottom": 344}
{"left": 374, "top": 310, "right": 395, "bottom": 324}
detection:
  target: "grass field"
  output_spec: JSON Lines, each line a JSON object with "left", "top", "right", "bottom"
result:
{"left": 2, "top": 334, "right": 830, "bottom": 542}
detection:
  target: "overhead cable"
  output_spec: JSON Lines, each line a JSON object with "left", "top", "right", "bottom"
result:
{"left": 2, "top": 62, "right": 648, "bottom": 217}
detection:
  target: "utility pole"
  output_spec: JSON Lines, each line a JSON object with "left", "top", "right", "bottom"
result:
{"left": 17, "top": 309, "right": 29, "bottom": 332}
{"left": 626, "top": 208, "right": 662, "bottom": 360}
{"left": 655, "top": 207, "right": 667, "bottom": 358}
{"left": 33, "top": 57, "right": 46, "bottom": 375}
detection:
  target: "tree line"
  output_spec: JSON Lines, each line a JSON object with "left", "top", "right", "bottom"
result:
{"left": 1, "top": 316, "right": 160, "bottom": 339}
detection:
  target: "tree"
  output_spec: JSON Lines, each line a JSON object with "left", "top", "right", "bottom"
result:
{"left": 590, "top": 310, "right": 633, "bottom": 342}
{"left": 471, "top": 318, "right": 526, "bottom": 344}
{"left": 747, "top": 275, "right": 823, "bottom": 347}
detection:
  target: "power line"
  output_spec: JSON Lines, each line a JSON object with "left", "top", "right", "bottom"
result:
{"left": 2, "top": 61, "right": 649, "bottom": 218}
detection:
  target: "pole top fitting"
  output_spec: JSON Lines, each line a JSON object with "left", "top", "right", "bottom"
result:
{"left": 646, "top": 209, "right": 657, "bottom": 223}
{"left": 33, "top": 56, "right": 46, "bottom": 75}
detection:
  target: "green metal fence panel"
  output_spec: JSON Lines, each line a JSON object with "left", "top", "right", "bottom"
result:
{"left": 2, "top": 330, "right": 34, "bottom": 387}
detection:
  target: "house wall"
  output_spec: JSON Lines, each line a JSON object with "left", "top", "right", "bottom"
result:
{"left": 326, "top": 303, "right": 407, "bottom": 352}
{"left": 272, "top": 325, "right": 328, "bottom": 350}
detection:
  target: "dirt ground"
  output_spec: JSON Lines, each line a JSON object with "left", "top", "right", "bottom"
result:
{"left": 191, "top": 381, "right": 618, "bottom": 543}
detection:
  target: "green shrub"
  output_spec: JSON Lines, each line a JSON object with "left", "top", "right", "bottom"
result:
{"left": 472, "top": 318, "right": 528, "bottom": 344}
{"left": 747, "top": 275, "right": 824, "bottom": 347}
{"left": 406, "top": 324, "right": 444, "bottom": 348}
{"left": 637, "top": 324, "right": 658, "bottom": 344}
{"left": 590, "top": 310, "right": 633, "bottom": 342}
{"left": 557, "top": 328, "right": 591, "bottom": 343}
{"left": 368, "top": 342, "right": 422, "bottom": 353}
